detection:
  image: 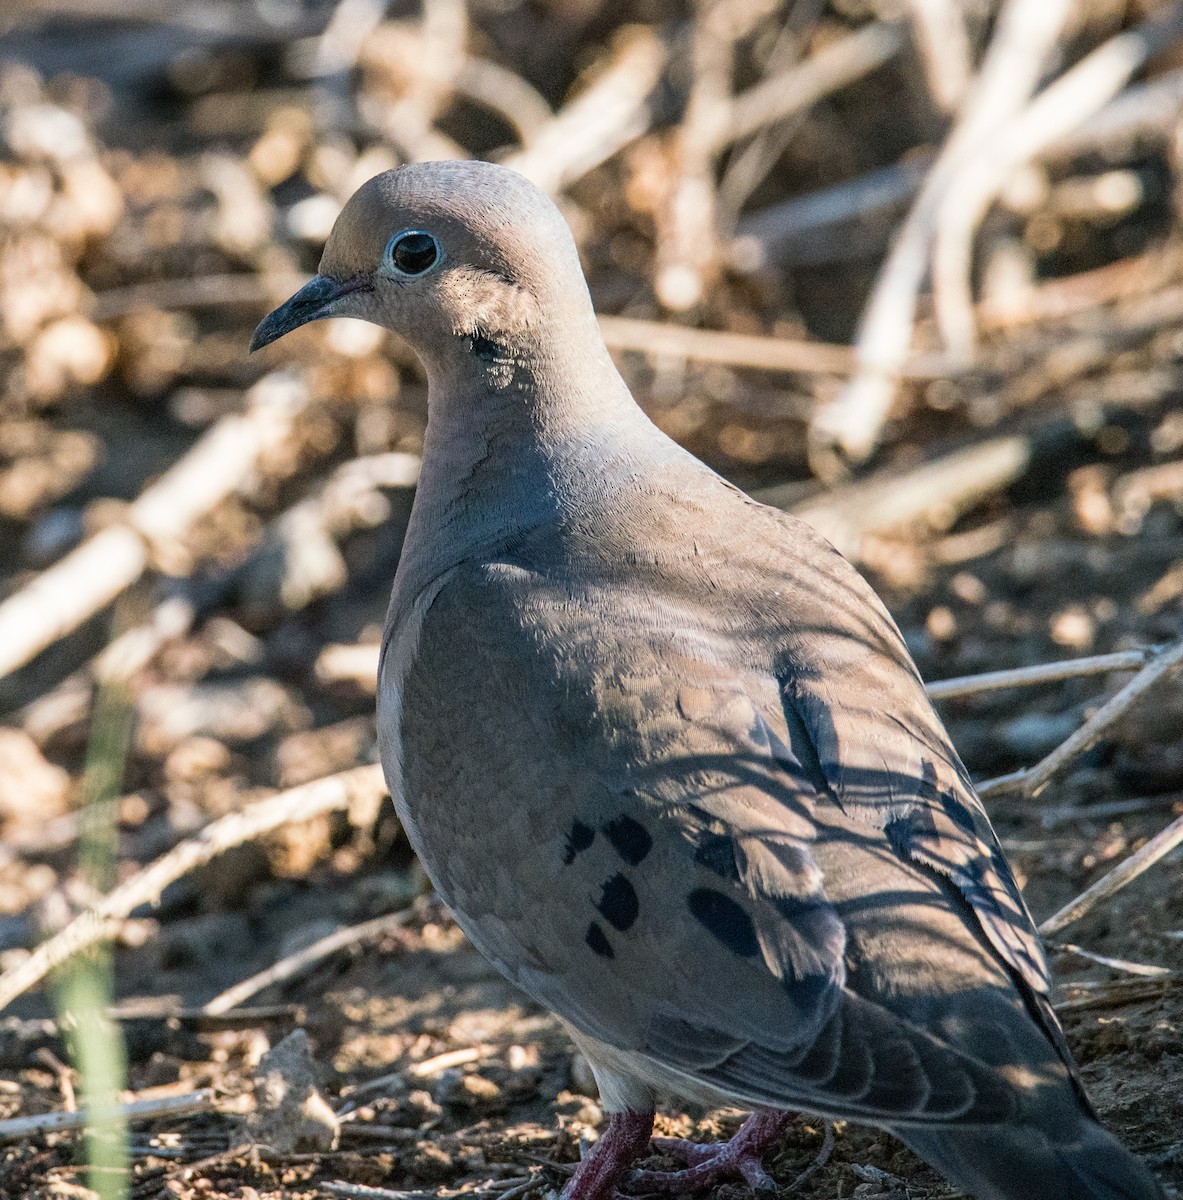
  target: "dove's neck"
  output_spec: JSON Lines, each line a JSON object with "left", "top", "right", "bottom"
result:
{"left": 395, "top": 325, "right": 683, "bottom": 597}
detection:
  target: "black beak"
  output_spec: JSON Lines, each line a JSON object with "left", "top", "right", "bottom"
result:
{"left": 250, "top": 274, "right": 371, "bottom": 352}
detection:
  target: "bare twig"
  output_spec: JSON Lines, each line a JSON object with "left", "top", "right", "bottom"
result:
{"left": 598, "top": 315, "right": 854, "bottom": 374}
{"left": 457, "top": 59, "right": 554, "bottom": 146}
{"left": 926, "top": 649, "right": 1154, "bottom": 701}
{"left": 0, "top": 1089, "right": 215, "bottom": 1144}
{"left": 718, "top": 21, "right": 905, "bottom": 150}
{"left": 202, "top": 908, "right": 413, "bottom": 1015}
{"left": 322, "top": 1184, "right": 442, "bottom": 1200}
{"left": 1054, "top": 976, "right": 1180, "bottom": 1013}
{"left": 933, "top": 5, "right": 1183, "bottom": 359}
{"left": 1049, "top": 942, "right": 1173, "bottom": 979}
{"left": 809, "top": 0, "right": 1073, "bottom": 469}
{"left": 763, "top": 435, "right": 1033, "bottom": 559}
{"left": 0, "top": 372, "right": 310, "bottom": 682}
{"left": 505, "top": 28, "right": 667, "bottom": 195}
{"left": 653, "top": 0, "right": 736, "bottom": 311}
{"left": 729, "top": 157, "right": 931, "bottom": 273}
{"left": 785, "top": 1120, "right": 834, "bottom": 1192}
{"left": 904, "top": 0, "right": 971, "bottom": 114}
{"left": 362, "top": 0, "right": 468, "bottom": 162}
{"left": 1040, "top": 810, "right": 1183, "bottom": 937}
{"left": 315, "top": 642, "right": 382, "bottom": 690}
{"left": 980, "top": 638, "right": 1183, "bottom": 804}
{"left": 1047, "top": 66, "right": 1183, "bottom": 161}
{"left": 0, "top": 765, "right": 387, "bottom": 1012}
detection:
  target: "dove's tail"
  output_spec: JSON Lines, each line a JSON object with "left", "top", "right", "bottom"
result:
{"left": 896, "top": 1113, "right": 1163, "bottom": 1200}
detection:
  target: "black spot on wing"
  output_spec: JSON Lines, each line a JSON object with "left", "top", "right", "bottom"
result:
{"left": 563, "top": 819, "right": 595, "bottom": 865}
{"left": 603, "top": 815, "right": 653, "bottom": 865}
{"left": 688, "top": 888, "right": 760, "bottom": 957}
{"left": 585, "top": 921, "right": 614, "bottom": 958}
{"left": 694, "top": 832, "right": 741, "bottom": 881}
{"left": 597, "top": 873, "right": 639, "bottom": 932}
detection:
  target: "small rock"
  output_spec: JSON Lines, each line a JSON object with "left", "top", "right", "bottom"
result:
{"left": 410, "top": 1139, "right": 455, "bottom": 1182}
{"left": 0, "top": 728, "right": 69, "bottom": 830}
{"left": 241, "top": 1029, "right": 339, "bottom": 1154}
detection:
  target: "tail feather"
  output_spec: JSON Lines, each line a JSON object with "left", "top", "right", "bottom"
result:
{"left": 897, "top": 1116, "right": 1163, "bottom": 1200}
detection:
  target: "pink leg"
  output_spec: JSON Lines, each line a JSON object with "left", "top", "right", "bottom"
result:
{"left": 629, "top": 1109, "right": 792, "bottom": 1194}
{"left": 561, "top": 1111, "right": 655, "bottom": 1200}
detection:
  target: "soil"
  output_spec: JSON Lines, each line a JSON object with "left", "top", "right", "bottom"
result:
{"left": 1, "top": 3, "right": 1183, "bottom": 1199}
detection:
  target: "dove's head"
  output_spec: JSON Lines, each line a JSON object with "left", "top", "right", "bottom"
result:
{"left": 251, "top": 161, "right": 595, "bottom": 372}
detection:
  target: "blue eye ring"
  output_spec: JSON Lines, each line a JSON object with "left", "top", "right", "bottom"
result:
{"left": 384, "top": 229, "right": 440, "bottom": 276}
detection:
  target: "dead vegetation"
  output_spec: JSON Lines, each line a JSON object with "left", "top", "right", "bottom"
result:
{"left": 1, "top": 0, "right": 1183, "bottom": 1197}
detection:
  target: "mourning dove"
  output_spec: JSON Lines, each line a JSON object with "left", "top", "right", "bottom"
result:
{"left": 252, "top": 160, "right": 1163, "bottom": 1200}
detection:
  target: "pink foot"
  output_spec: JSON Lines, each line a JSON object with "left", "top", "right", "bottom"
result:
{"left": 561, "top": 1111, "right": 655, "bottom": 1200}
{"left": 628, "top": 1110, "right": 792, "bottom": 1195}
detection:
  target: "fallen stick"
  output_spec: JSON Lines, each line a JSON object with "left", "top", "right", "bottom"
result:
{"left": 0, "top": 371, "right": 311, "bottom": 682}
{"left": 983, "top": 637, "right": 1183, "bottom": 804}
{"left": 926, "top": 649, "right": 1153, "bottom": 701}
{"left": 505, "top": 27, "right": 667, "bottom": 195}
{"left": 1048, "top": 942, "right": 1173, "bottom": 979}
{"left": 0, "top": 1089, "right": 215, "bottom": 1144}
{"left": 932, "top": 5, "right": 1183, "bottom": 358}
{"left": 729, "top": 158, "right": 931, "bottom": 273}
{"left": 1047, "top": 66, "right": 1183, "bottom": 161}
{"left": 808, "top": 0, "right": 1073, "bottom": 468}
{"left": 717, "top": 21, "right": 905, "bottom": 150}
{"left": 765, "top": 434, "right": 1033, "bottom": 559}
{"left": 1039, "top": 809, "right": 1183, "bottom": 937}
{"left": 0, "top": 765, "right": 387, "bottom": 1013}
{"left": 315, "top": 641, "right": 382, "bottom": 689}
{"left": 652, "top": 0, "right": 736, "bottom": 312}
{"left": 904, "top": 0, "right": 971, "bottom": 114}
{"left": 1054, "top": 976, "right": 1180, "bottom": 1013}
{"left": 598, "top": 315, "right": 854, "bottom": 374}
{"left": 202, "top": 908, "right": 413, "bottom": 1015}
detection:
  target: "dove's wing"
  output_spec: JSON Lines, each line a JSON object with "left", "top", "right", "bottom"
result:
{"left": 385, "top": 484, "right": 1069, "bottom": 1127}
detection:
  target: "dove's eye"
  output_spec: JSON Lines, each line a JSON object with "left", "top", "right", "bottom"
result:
{"left": 384, "top": 230, "right": 440, "bottom": 276}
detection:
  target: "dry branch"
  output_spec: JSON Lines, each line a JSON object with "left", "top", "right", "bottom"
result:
{"left": 315, "top": 641, "right": 382, "bottom": 689}
{"left": 926, "top": 650, "right": 1154, "bottom": 702}
{"left": 0, "top": 371, "right": 311, "bottom": 681}
{"left": 932, "top": 5, "right": 1183, "bottom": 358}
{"left": 729, "top": 158, "right": 930, "bottom": 274}
{"left": 203, "top": 908, "right": 413, "bottom": 1015}
{"left": 1040, "top": 809, "right": 1183, "bottom": 937}
{"left": 719, "top": 21, "right": 905, "bottom": 150}
{"left": 1049, "top": 942, "right": 1173, "bottom": 979}
{"left": 0, "top": 1089, "right": 216, "bottom": 1144}
{"left": 809, "top": 0, "right": 1073, "bottom": 468}
{"left": 0, "top": 764, "right": 387, "bottom": 1013}
{"left": 904, "top": 0, "right": 971, "bottom": 114}
{"left": 505, "top": 28, "right": 667, "bottom": 195}
{"left": 653, "top": 0, "right": 736, "bottom": 312}
{"left": 598, "top": 315, "right": 853, "bottom": 374}
{"left": 979, "top": 637, "right": 1183, "bottom": 804}
{"left": 764, "top": 435, "right": 1033, "bottom": 559}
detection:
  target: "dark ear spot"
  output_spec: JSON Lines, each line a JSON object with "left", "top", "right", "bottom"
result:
{"left": 596, "top": 873, "right": 639, "bottom": 932}
{"left": 564, "top": 820, "right": 595, "bottom": 865}
{"left": 688, "top": 888, "right": 760, "bottom": 958}
{"left": 603, "top": 815, "right": 653, "bottom": 866}
{"left": 586, "top": 921, "right": 614, "bottom": 958}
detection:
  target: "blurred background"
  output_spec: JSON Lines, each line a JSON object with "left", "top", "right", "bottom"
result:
{"left": 1, "top": 0, "right": 1183, "bottom": 1197}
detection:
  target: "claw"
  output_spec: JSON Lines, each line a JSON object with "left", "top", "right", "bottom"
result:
{"left": 626, "top": 1110, "right": 792, "bottom": 1196}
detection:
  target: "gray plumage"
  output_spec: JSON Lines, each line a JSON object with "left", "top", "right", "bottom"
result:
{"left": 252, "top": 159, "right": 1163, "bottom": 1200}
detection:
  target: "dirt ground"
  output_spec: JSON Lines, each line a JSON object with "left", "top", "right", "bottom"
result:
{"left": 2, "top": 2, "right": 1183, "bottom": 1198}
